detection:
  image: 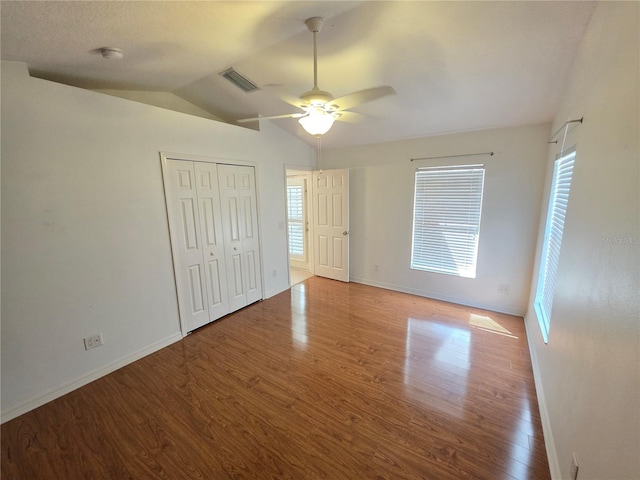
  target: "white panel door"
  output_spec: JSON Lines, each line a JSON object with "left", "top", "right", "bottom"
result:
{"left": 218, "top": 164, "right": 263, "bottom": 311}
{"left": 312, "top": 169, "right": 349, "bottom": 282}
{"left": 165, "top": 160, "right": 211, "bottom": 331}
{"left": 194, "top": 162, "right": 230, "bottom": 322}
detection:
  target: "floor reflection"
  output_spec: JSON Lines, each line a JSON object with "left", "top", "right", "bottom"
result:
{"left": 403, "top": 317, "right": 471, "bottom": 418}
{"left": 290, "top": 283, "right": 307, "bottom": 311}
{"left": 290, "top": 268, "right": 313, "bottom": 286}
{"left": 291, "top": 284, "right": 308, "bottom": 348}
{"left": 291, "top": 313, "right": 308, "bottom": 347}
{"left": 468, "top": 313, "right": 518, "bottom": 338}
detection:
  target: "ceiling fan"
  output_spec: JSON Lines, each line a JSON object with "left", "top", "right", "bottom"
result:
{"left": 238, "top": 17, "right": 396, "bottom": 136}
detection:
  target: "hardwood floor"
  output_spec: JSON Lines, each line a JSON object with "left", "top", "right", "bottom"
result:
{"left": 290, "top": 268, "right": 314, "bottom": 286}
{"left": 1, "top": 277, "right": 550, "bottom": 479}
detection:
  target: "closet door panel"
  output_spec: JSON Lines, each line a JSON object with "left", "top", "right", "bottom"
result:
{"left": 218, "top": 164, "right": 263, "bottom": 309}
{"left": 187, "top": 265, "right": 206, "bottom": 314}
{"left": 194, "top": 162, "right": 230, "bottom": 322}
{"left": 165, "top": 160, "right": 211, "bottom": 332}
{"left": 218, "top": 165, "right": 248, "bottom": 312}
{"left": 206, "top": 260, "right": 224, "bottom": 306}
{"left": 230, "top": 253, "right": 244, "bottom": 295}
{"left": 238, "top": 165, "right": 262, "bottom": 305}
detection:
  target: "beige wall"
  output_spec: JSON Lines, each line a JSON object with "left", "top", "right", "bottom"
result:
{"left": 1, "top": 61, "right": 315, "bottom": 421}
{"left": 525, "top": 3, "right": 639, "bottom": 479}
{"left": 320, "top": 123, "right": 550, "bottom": 316}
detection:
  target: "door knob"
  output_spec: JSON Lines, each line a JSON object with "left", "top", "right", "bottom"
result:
{"left": 234, "top": 247, "right": 238, "bottom": 251}
{"left": 343, "top": 231, "right": 349, "bottom": 235}
{"left": 210, "top": 252, "right": 215, "bottom": 256}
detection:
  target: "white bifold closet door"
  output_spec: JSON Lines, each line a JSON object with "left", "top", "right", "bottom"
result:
{"left": 217, "top": 164, "right": 263, "bottom": 312}
{"left": 164, "top": 159, "right": 262, "bottom": 333}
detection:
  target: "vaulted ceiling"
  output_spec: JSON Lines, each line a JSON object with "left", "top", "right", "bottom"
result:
{"left": 1, "top": 1, "right": 596, "bottom": 149}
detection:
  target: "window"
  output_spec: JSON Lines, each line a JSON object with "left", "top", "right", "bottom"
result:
{"left": 286, "top": 182, "right": 305, "bottom": 259}
{"left": 411, "top": 164, "right": 485, "bottom": 278}
{"left": 534, "top": 148, "right": 576, "bottom": 343}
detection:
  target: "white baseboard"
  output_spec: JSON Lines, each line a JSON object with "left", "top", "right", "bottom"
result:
{"left": 264, "top": 285, "right": 289, "bottom": 299}
{"left": 349, "top": 276, "right": 525, "bottom": 317}
{"left": 524, "top": 315, "right": 561, "bottom": 479}
{"left": 1, "top": 333, "right": 183, "bottom": 424}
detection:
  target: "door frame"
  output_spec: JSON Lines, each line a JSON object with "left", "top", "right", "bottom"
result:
{"left": 161, "top": 152, "right": 264, "bottom": 337}
{"left": 285, "top": 172, "right": 313, "bottom": 272}
{"left": 284, "top": 165, "right": 315, "bottom": 286}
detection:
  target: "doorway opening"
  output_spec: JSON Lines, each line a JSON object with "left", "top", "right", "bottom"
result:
{"left": 285, "top": 167, "right": 350, "bottom": 286}
{"left": 286, "top": 170, "right": 314, "bottom": 286}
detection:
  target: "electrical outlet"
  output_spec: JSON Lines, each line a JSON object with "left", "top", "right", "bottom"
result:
{"left": 570, "top": 453, "right": 579, "bottom": 480}
{"left": 272, "top": 269, "right": 277, "bottom": 277}
{"left": 84, "top": 333, "right": 103, "bottom": 351}
{"left": 498, "top": 283, "right": 511, "bottom": 295}
{"left": 373, "top": 264, "right": 379, "bottom": 272}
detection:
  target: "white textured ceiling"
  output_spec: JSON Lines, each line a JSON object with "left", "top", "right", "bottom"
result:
{"left": 1, "top": 1, "right": 596, "bottom": 149}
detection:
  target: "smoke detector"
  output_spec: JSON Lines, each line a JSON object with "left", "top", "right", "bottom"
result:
{"left": 100, "top": 47, "right": 123, "bottom": 60}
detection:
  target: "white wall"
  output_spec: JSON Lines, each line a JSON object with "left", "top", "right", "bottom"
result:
{"left": 94, "top": 89, "right": 224, "bottom": 122}
{"left": 1, "top": 61, "right": 315, "bottom": 421}
{"left": 524, "top": 3, "right": 639, "bottom": 479}
{"left": 320, "top": 123, "right": 550, "bottom": 315}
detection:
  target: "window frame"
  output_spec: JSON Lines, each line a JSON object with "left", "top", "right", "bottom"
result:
{"left": 286, "top": 180, "right": 306, "bottom": 262}
{"left": 533, "top": 147, "right": 576, "bottom": 343}
{"left": 410, "top": 164, "right": 486, "bottom": 279}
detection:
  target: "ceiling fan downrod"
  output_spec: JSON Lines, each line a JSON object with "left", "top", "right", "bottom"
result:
{"left": 306, "top": 17, "right": 322, "bottom": 90}
{"left": 301, "top": 17, "right": 333, "bottom": 106}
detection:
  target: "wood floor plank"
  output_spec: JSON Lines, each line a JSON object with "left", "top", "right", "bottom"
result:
{"left": 2, "top": 277, "right": 550, "bottom": 479}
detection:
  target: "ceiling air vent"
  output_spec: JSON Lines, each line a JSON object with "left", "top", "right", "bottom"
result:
{"left": 219, "top": 68, "right": 260, "bottom": 93}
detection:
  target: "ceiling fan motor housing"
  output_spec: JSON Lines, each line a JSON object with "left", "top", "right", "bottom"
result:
{"left": 300, "top": 87, "right": 334, "bottom": 107}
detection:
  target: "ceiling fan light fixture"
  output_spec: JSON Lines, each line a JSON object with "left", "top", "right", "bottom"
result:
{"left": 298, "top": 110, "right": 336, "bottom": 136}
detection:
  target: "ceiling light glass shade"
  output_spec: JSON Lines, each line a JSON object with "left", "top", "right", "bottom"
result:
{"left": 298, "top": 110, "right": 336, "bottom": 136}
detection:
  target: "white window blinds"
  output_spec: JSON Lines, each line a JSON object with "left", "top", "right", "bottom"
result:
{"left": 287, "top": 184, "right": 305, "bottom": 258}
{"left": 411, "top": 165, "right": 485, "bottom": 278}
{"left": 534, "top": 149, "right": 576, "bottom": 343}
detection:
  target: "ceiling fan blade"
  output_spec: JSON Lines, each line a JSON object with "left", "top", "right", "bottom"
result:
{"left": 279, "top": 93, "right": 306, "bottom": 109}
{"left": 237, "top": 112, "right": 305, "bottom": 123}
{"left": 328, "top": 86, "right": 396, "bottom": 111}
{"left": 334, "top": 111, "right": 366, "bottom": 123}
